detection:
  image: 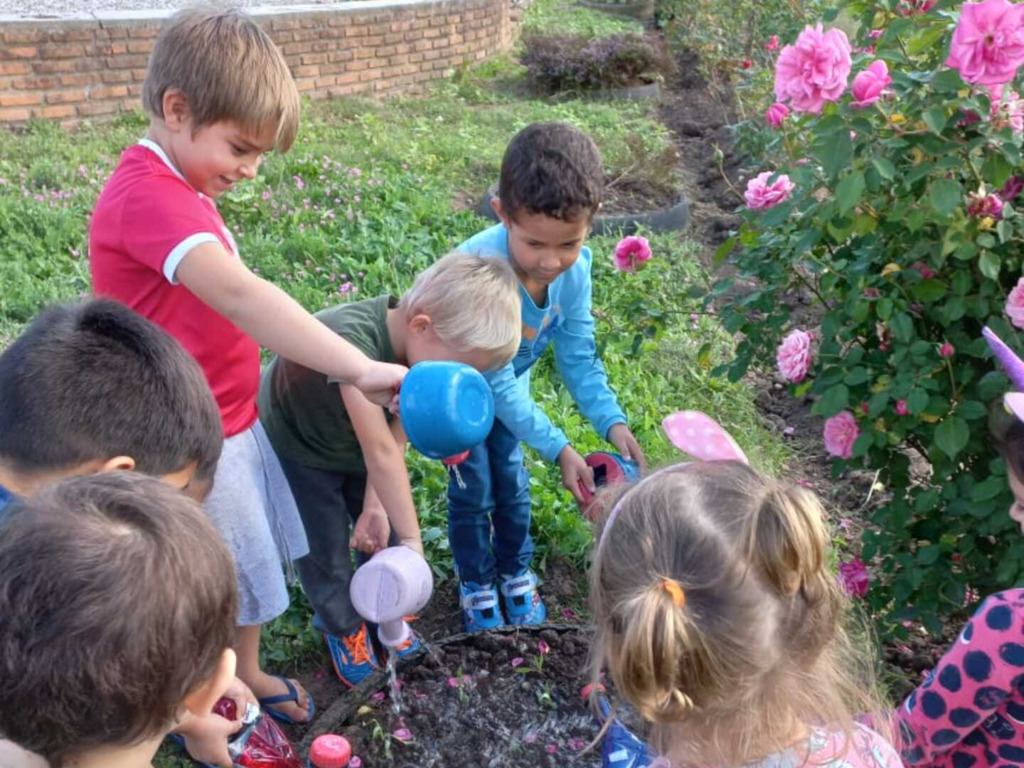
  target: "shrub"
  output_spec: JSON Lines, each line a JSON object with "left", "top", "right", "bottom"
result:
{"left": 520, "top": 32, "right": 672, "bottom": 93}
{"left": 713, "top": 0, "right": 1024, "bottom": 634}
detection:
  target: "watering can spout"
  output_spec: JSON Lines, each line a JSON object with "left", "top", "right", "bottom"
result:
{"left": 377, "top": 619, "right": 412, "bottom": 649}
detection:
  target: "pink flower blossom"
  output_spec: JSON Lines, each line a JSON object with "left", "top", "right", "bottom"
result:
{"left": 940, "top": 342, "right": 955, "bottom": 358}
{"left": 537, "top": 640, "right": 550, "bottom": 655}
{"left": 991, "top": 87, "right": 1024, "bottom": 132}
{"left": 967, "top": 192, "right": 1005, "bottom": 218}
{"left": 776, "top": 329, "right": 813, "bottom": 383}
{"left": 393, "top": 728, "right": 412, "bottom": 742}
{"left": 523, "top": 733, "right": 538, "bottom": 744}
{"left": 839, "top": 557, "right": 870, "bottom": 598}
{"left": 823, "top": 411, "right": 860, "bottom": 459}
{"left": 371, "top": 692, "right": 386, "bottom": 703}
{"left": 1002, "top": 175, "right": 1024, "bottom": 200}
{"left": 1009, "top": 278, "right": 1024, "bottom": 328}
{"left": 868, "top": 29, "right": 884, "bottom": 39}
{"left": 511, "top": 657, "right": 524, "bottom": 668}
{"left": 912, "top": 261, "right": 934, "bottom": 279}
{"left": 766, "top": 34, "right": 780, "bottom": 51}
{"left": 765, "top": 102, "right": 790, "bottom": 128}
{"left": 744, "top": 171, "right": 795, "bottom": 210}
{"left": 569, "top": 738, "right": 588, "bottom": 751}
{"left": 350, "top": 758, "right": 362, "bottom": 768}
{"left": 447, "top": 677, "right": 460, "bottom": 688}
{"left": 613, "top": 235, "right": 653, "bottom": 272}
{"left": 898, "top": 0, "right": 936, "bottom": 14}
{"left": 546, "top": 744, "right": 559, "bottom": 754}
{"left": 774, "top": 24, "right": 853, "bottom": 113}
{"left": 895, "top": 399, "right": 909, "bottom": 416}
{"left": 561, "top": 607, "right": 578, "bottom": 621}
{"left": 293, "top": 174, "right": 305, "bottom": 190}
{"left": 946, "top": 0, "right": 1024, "bottom": 86}
{"left": 850, "top": 60, "right": 892, "bottom": 108}
{"left": 741, "top": 58, "right": 753, "bottom": 69}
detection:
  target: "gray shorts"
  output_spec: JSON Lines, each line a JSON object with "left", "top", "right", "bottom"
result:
{"left": 204, "top": 420, "right": 310, "bottom": 625}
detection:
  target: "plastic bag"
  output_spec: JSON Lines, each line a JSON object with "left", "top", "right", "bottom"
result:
{"left": 213, "top": 698, "right": 303, "bottom": 768}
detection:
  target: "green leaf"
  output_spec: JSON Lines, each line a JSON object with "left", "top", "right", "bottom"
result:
{"left": 911, "top": 279, "right": 947, "bottom": 303}
{"left": 958, "top": 400, "right": 988, "bottom": 420}
{"left": 820, "top": 132, "right": 853, "bottom": 180}
{"left": 820, "top": 384, "right": 850, "bottom": 418}
{"left": 836, "top": 171, "right": 866, "bottom": 216}
{"left": 873, "top": 157, "right": 896, "bottom": 181}
{"left": 907, "top": 23, "right": 948, "bottom": 55}
{"left": 877, "top": 297, "right": 894, "bottom": 320}
{"left": 714, "top": 236, "right": 736, "bottom": 264}
{"left": 930, "top": 178, "right": 963, "bottom": 217}
{"left": 868, "top": 391, "right": 889, "bottom": 418}
{"left": 983, "top": 152, "right": 1013, "bottom": 188}
{"left": 907, "top": 388, "right": 929, "bottom": 414}
{"left": 845, "top": 366, "right": 870, "bottom": 386}
{"left": 917, "top": 544, "right": 942, "bottom": 566}
{"left": 891, "top": 312, "right": 914, "bottom": 343}
{"left": 942, "top": 297, "right": 967, "bottom": 323}
{"left": 935, "top": 416, "right": 970, "bottom": 458}
{"left": 972, "top": 475, "right": 1007, "bottom": 503}
{"left": 852, "top": 432, "right": 874, "bottom": 458}
{"left": 979, "top": 250, "right": 1002, "bottom": 281}
{"left": 977, "top": 232, "right": 997, "bottom": 249}
{"left": 922, "top": 107, "right": 948, "bottom": 134}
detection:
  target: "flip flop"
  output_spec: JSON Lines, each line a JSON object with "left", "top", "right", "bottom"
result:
{"left": 259, "top": 675, "right": 315, "bottom": 726}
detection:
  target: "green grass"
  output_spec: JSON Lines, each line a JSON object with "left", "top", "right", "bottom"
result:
{"left": 523, "top": 0, "right": 645, "bottom": 36}
{"left": 0, "top": 46, "right": 788, "bottom": 767}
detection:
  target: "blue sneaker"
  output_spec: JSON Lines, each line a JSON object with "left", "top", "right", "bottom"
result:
{"left": 459, "top": 581, "right": 504, "bottom": 632}
{"left": 500, "top": 569, "right": 547, "bottom": 626}
{"left": 325, "top": 623, "right": 382, "bottom": 688}
{"left": 583, "top": 684, "right": 659, "bottom": 768}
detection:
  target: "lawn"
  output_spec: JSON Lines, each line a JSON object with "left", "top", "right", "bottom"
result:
{"left": 0, "top": 2, "right": 790, "bottom": 762}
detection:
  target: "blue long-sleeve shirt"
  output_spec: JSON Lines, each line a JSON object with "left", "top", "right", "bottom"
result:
{"left": 458, "top": 224, "right": 627, "bottom": 461}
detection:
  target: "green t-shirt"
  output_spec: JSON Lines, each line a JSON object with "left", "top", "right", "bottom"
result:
{"left": 258, "top": 295, "right": 397, "bottom": 473}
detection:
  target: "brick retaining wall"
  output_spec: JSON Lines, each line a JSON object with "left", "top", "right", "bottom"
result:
{"left": 0, "top": 0, "right": 524, "bottom": 128}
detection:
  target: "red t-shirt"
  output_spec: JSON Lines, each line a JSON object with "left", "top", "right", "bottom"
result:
{"left": 89, "top": 140, "right": 259, "bottom": 437}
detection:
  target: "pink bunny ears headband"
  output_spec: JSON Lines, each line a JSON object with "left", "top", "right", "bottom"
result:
{"left": 983, "top": 327, "right": 1024, "bottom": 423}
{"left": 598, "top": 411, "right": 748, "bottom": 550}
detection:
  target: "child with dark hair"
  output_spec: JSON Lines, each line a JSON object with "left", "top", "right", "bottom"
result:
{"left": 0, "top": 298, "right": 222, "bottom": 507}
{"left": 0, "top": 472, "right": 239, "bottom": 768}
{"left": 449, "top": 121, "right": 645, "bottom": 632}
{"left": 0, "top": 298, "right": 251, "bottom": 768}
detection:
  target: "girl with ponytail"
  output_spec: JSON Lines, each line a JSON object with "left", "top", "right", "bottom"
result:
{"left": 587, "top": 413, "right": 900, "bottom": 768}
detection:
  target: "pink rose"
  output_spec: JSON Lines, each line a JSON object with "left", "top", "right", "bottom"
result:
{"left": 967, "top": 192, "right": 1005, "bottom": 218}
{"left": 774, "top": 24, "right": 853, "bottom": 113}
{"left": 744, "top": 171, "right": 796, "bottom": 210}
{"left": 850, "top": 60, "right": 892, "bottom": 108}
{"left": 765, "top": 102, "right": 790, "bottom": 128}
{"left": 912, "top": 261, "right": 934, "bottom": 279}
{"left": 895, "top": 399, "right": 909, "bottom": 416}
{"left": 940, "top": 342, "right": 955, "bottom": 358}
{"left": 868, "top": 29, "right": 884, "bottom": 39}
{"left": 823, "top": 411, "right": 860, "bottom": 459}
{"left": 766, "top": 34, "right": 780, "bottom": 51}
{"left": 1009, "top": 277, "right": 1024, "bottom": 328}
{"left": 613, "top": 235, "right": 653, "bottom": 273}
{"left": 741, "top": 58, "right": 753, "bottom": 69}
{"left": 946, "top": 0, "right": 1024, "bottom": 86}
{"left": 898, "top": 0, "right": 936, "bottom": 14}
{"left": 839, "top": 557, "right": 870, "bottom": 598}
{"left": 776, "top": 329, "right": 813, "bottom": 383}
{"left": 991, "top": 88, "right": 1024, "bottom": 132}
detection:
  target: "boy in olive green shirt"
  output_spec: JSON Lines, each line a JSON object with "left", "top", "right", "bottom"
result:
{"left": 259, "top": 252, "right": 520, "bottom": 689}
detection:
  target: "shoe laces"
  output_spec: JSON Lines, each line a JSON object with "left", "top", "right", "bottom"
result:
{"left": 341, "top": 624, "right": 375, "bottom": 666}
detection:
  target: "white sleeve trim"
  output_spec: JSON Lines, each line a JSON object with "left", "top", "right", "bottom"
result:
{"left": 163, "top": 232, "right": 221, "bottom": 284}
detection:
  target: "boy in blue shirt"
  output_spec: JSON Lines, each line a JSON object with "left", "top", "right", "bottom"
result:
{"left": 451, "top": 122, "right": 646, "bottom": 631}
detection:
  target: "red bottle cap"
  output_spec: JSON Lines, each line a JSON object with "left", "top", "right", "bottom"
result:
{"left": 212, "top": 697, "right": 238, "bottom": 721}
{"left": 309, "top": 735, "right": 352, "bottom": 768}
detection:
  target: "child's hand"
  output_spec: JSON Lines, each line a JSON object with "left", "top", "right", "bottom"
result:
{"left": 354, "top": 361, "right": 408, "bottom": 411}
{"left": 559, "top": 445, "right": 595, "bottom": 503}
{"left": 174, "top": 710, "right": 243, "bottom": 768}
{"left": 608, "top": 424, "right": 647, "bottom": 473}
{"left": 399, "top": 535, "right": 425, "bottom": 558}
{"left": 350, "top": 506, "right": 391, "bottom": 555}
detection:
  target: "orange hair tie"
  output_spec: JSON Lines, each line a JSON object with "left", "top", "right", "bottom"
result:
{"left": 662, "top": 579, "right": 686, "bottom": 608}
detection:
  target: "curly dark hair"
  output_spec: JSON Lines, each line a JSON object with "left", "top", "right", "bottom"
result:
{"left": 498, "top": 121, "right": 604, "bottom": 222}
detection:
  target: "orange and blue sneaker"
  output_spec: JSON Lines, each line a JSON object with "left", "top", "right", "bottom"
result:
{"left": 325, "top": 622, "right": 382, "bottom": 688}
{"left": 500, "top": 569, "right": 546, "bottom": 626}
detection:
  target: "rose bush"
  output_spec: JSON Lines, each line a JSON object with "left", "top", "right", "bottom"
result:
{"left": 713, "top": 0, "right": 1024, "bottom": 633}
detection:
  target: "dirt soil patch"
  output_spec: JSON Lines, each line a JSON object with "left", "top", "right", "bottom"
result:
{"left": 602, "top": 175, "right": 680, "bottom": 215}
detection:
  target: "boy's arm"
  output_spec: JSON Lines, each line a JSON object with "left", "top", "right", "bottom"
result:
{"left": 351, "top": 418, "right": 410, "bottom": 555}
{"left": 896, "top": 589, "right": 1024, "bottom": 765}
{"left": 176, "top": 244, "right": 405, "bottom": 407}
{"left": 340, "top": 384, "right": 423, "bottom": 555}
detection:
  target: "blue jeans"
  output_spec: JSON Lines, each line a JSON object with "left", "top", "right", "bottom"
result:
{"left": 447, "top": 420, "right": 533, "bottom": 586}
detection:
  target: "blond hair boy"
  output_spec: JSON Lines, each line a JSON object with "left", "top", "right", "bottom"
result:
{"left": 88, "top": 8, "right": 406, "bottom": 725}
{"left": 258, "top": 252, "right": 520, "bottom": 688}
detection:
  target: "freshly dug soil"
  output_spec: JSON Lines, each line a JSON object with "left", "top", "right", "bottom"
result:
{"left": 602, "top": 175, "right": 681, "bottom": 215}
{"left": 329, "top": 626, "right": 646, "bottom": 768}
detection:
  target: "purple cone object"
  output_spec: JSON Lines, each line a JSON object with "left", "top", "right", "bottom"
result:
{"left": 984, "top": 326, "right": 1024, "bottom": 390}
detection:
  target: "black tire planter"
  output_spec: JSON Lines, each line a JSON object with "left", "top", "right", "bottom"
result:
{"left": 577, "top": 0, "right": 656, "bottom": 21}
{"left": 594, "top": 81, "right": 661, "bottom": 102}
{"left": 476, "top": 184, "right": 690, "bottom": 237}
{"left": 298, "top": 623, "right": 588, "bottom": 754}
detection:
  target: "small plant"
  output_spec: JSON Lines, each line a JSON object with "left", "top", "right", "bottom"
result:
{"left": 535, "top": 682, "right": 558, "bottom": 710}
{"left": 520, "top": 32, "right": 673, "bottom": 94}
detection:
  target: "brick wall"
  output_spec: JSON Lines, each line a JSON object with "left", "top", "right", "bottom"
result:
{"left": 0, "top": 0, "right": 525, "bottom": 128}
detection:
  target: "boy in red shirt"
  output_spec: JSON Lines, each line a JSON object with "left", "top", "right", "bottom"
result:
{"left": 89, "top": 8, "right": 408, "bottom": 725}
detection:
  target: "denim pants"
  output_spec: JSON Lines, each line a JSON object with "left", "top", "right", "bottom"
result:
{"left": 276, "top": 456, "right": 379, "bottom": 637}
{"left": 447, "top": 419, "right": 534, "bottom": 586}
